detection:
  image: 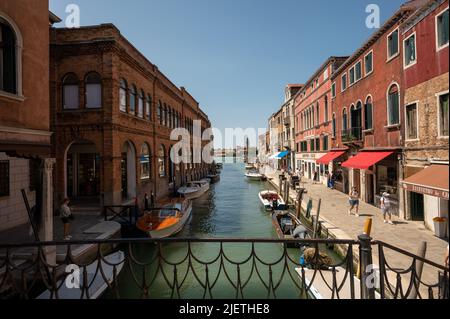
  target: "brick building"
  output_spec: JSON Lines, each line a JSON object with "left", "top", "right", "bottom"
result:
{"left": 400, "top": 0, "right": 449, "bottom": 231}
{"left": 50, "top": 24, "right": 212, "bottom": 209}
{"left": 294, "top": 57, "right": 347, "bottom": 185}
{"left": 329, "top": 1, "right": 425, "bottom": 216}
{"left": 0, "top": 0, "right": 58, "bottom": 242}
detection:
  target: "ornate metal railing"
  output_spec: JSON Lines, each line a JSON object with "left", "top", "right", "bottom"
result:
{"left": 341, "top": 127, "right": 363, "bottom": 142}
{"left": 0, "top": 237, "right": 448, "bottom": 299}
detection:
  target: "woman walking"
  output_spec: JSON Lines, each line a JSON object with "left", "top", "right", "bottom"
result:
{"left": 348, "top": 187, "right": 360, "bottom": 217}
{"left": 381, "top": 192, "right": 394, "bottom": 225}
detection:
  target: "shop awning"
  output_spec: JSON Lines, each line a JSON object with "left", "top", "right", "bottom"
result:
{"left": 341, "top": 151, "right": 393, "bottom": 170}
{"left": 269, "top": 152, "right": 281, "bottom": 159}
{"left": 316, "top": 151, "right": 346, "bottom": 165}
{"left": 402, "top": 165, "right": 449, "bottom": 200}
{"left": 276, "top": 151, "right": 289, "bottom": 159}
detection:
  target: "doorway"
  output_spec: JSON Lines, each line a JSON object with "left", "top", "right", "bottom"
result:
{"left": 121, "top": 141, "right": 137, "bottom": 200}
{"left": 366, "top": 172, "right": 375, "bottom": 204}
{"left": 410, "top": 192, "right": 425, "bottom": 221}
{"left": 353, "top": 169, "right": 361, "bottom": 196}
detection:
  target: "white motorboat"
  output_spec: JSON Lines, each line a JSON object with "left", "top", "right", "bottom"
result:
{"left": 37, "top": 251, "right": 125, "bottom": 299}
{"left": 177, "top": 180, "right": 210, "bottom": 199}
{"left": 258, "top": 190, "right": 287, "bottom": 211}
{"left": 245, "top": 164, "right": 255, "bottom": 170}
{"left": 137, "top": 199, "right": 192, "bottom": 238}
{"left": 245, "top": 171, "right": 265, "bottom": 181}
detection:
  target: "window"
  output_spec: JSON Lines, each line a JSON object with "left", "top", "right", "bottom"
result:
{"left": 342, "top": 109, "right": 348, "bottom": 132}
{"left": 438, "top": 93, "right": 449, "bottom": 137}
{"left": 83, "top": 72, "right": 101, "bottom": 109}
{"left": 163, "top": 105, "right": 168, "bottom": 126}
{"left": 158, "top": 145, "right": 166, "bottom": 177}
{"left": 140, "top": 143, "right": 151, "bottom": 180}
{"left": 0, "top": 160, "right": 9, "bottom": 197}
{"left": 349, "top": 67, "right": 355, "bottom": 85}
{"left": 322, "top": 136, "right": 329, "bottom": 151}
{"left": 404, "top": 33, "right": 417, "bottom": 68}
{"left": 331, "top": 82, "right": 336, "bottom": 98}
{"left": 387, "top": 29, "right": 399, "bottom": 59}
{"left": 324, "top": 96, "right": 329, "bottom": 122}
{"left": 315, "top": 138, "right": 320, "bottom": 151}
{"left": 341, "top": 74, "right": 347, "bottom": 91}
{"left": 364, "top": 96, "right": 373, "bottom": 130}
{"left": 129, "top": 85, "right": 137, "bottom": 114}
{"left": 316, "top": 103, "right": 320, "bottom": 125}
{"left": 387, "top": 84, "right": 400, "bottom": 126}
{"left": 332, "top": 113, "right": 336, "bottom": 137}
{"left": 157, "top": 101, "right": 162, "bottom": 124}
{"left": 146, "top": 95, "right": 152, "bottom": 120}
{"left": 62, "top": 74, "right": 79, "bottom": 109}
{"left": 436, "top": 8, "right": 449, "bottom": 50}
{"left": 405, "top": 103, "right": 418, "bottom": 140}
{"left": 119, "top": 79, "right": 127, "bottom": 112}
{"left": 0, "top": 20, "right": 17, "bottom": 94}
{"left": 137, "top": 90, "right": 144, "bottom": 118}
{"left": 365, "top": 51, "right": 373, "bottom": 75}
{"left": 310, "top": 139, "right": 315, "bottom": 152}
{"left": 355, "top": 61, "right": 362, "bottom": 81}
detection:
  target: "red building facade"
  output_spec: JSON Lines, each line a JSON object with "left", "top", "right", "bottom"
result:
{"left": 328, "top": 1, "right": 425, "bottom": 215}
{"left": 294, "top": 57, "right": 347, "bottom": 185}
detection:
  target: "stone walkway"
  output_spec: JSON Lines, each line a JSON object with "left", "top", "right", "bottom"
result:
{"left": 262, "top": 168, "right": 448, "bottom": 297}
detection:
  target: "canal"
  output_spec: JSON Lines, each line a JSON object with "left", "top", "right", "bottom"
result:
{"left": 113, "top": 160, "right": 332, "bottom": 299}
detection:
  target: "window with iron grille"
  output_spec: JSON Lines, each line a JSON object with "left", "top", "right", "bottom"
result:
{"left": 0, "top": 160, "right": 10, "bottom": 197}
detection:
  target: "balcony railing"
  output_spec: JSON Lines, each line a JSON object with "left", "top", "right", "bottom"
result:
{"left": 0, "top": 237, "right": 447, "bottom": 299}
{"left": 284, "top": 117, "right": 291, "bottom": 126}
{"left": 341, "top": 127, "right": 363, "bottom": 143}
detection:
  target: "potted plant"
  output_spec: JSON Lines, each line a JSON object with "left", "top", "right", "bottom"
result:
{"left": 433, "top": 217, "right": 448, "bottom": 238}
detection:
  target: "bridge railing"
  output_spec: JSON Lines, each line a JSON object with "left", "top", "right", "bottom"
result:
{"left": 0, "top": 238, "right": 448, "bottom": 299}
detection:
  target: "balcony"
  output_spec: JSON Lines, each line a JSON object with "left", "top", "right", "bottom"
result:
{"left": 341, "top": 127, "right": 363, "bottom": 143}
{"left": 284, "top": 117, "right": 291, "bottom": 127}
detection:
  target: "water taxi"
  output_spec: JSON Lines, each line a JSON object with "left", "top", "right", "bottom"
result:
{"left": 177, "top": 180, "right": 210, "bottom": 199}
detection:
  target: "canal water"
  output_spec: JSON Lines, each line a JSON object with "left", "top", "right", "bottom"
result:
{"left": 114, "top": 160, "right": 321, "bottom": 299}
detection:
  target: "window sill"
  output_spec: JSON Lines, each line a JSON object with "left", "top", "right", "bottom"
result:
{"left": 384, "top": 124, "right": 400, "bottom": 130}
{"left": 363, "top": 129, "right": 374, "bottom": 134}
{"left": 405, "top": 138, "right": 419, "bottom": 142}
{"left": 386, "top": 53, "right": 399, "bottom": 63}
{"left": 0, "top": 91, "right": 25, "bottom": 102}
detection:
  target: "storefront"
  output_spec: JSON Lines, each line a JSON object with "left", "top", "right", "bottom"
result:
{"left": 402, "top": 164, "right": 449, "bottom": 235}
{"left": 341, "top": 151, "right": 400, "bottom": 215}
{"left": 316, "top": 151, "right": 347, "bottom": 191}
{"left": 298, "top": 152, "right": 327, "bottom": 185}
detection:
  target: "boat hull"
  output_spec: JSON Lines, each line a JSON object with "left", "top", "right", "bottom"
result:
{"left": 258, "top": 191, "right": 287, "bottom": 211}
{"left": 272, "top": 212, "right": 310, "bottom": 248}
{"left": 148, "top": 202, "right": 193, "bottom": 238}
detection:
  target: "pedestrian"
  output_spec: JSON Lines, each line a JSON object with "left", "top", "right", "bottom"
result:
{"left": 444, "top": 244, "right": 449, "bottom": 268}
{"left": 381, "top": 192, "right": 394, "bottom": 225}
{"left": 348, "top": 187, "right": 360, "bottom": 217}
{"left": 60, "top": 198, "right": 74, "bottom": 240}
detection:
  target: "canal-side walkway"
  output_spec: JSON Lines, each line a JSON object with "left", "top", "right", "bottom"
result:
{"left": 262, "top": 168, "right": 448, "bottom": 294}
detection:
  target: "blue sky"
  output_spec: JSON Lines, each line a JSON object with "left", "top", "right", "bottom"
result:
{"left": 49, "top": 0, "right": 405, "bottom": 147}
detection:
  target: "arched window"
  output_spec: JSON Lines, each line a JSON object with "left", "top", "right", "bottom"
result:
{"left": 62, "top": 73, "right": 79, "bottom": 109}
{"left": 0, "top": 16, "right": 21, "bottom": 95}
{"left": 146, "top": 94, "right": 152, "bottom": 120}
{"left": 85, "top": 72, "right": 102, "bottom": 108}
{"left": 364, "top": 96, "right": 373, "bottom": 130}
{"left": 311, "top": 107, "right": 315, "bottom": 128}
{"left": 168, "top": 107, "right": 172, "bottom": 128}
{"left": 119, "top": 79, "right": 127, "bottom": 112}
{"left": 300, "top": 114, "right": 303, "bottom": 131}
{"left": 140, "top": 143, "right": 151, "bottom": 180}
{"left": 129, "top": 85, "right": 137, "bottom": 114}
{"left": 158, "top": 145, "right": 166, "bottom": 177}
{"left": 387, "top": 84, "right": 400, "bottom": 126}
{"left": 324, "top": 96, "right": 329, "bottom": 122}
{"left": 137, "top": 90, "right": 144, "bottom": 118}
{"left": 342, "top": 108, "right": 348, "bottom": 132}
{"left": 332, "top": 113, "right": 336, "bottom": 137}
{"left": 316, "top": 102, "right": 320, "bottom": 125}
{"left": 163, "top": 104, "right": 168, "bottom": 126}
{"left": 157, "top": 101, "right": 163, "bottom": 124}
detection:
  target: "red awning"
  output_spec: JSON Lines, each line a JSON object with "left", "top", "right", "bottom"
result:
{"left": 316, "top": 151, "right": 346, "bottom": 165}
{"left": 341, "top": 152, "right": 394, "bottom": 170}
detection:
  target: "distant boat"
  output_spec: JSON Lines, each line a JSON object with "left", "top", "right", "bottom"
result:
{"left": 215, "top": 163, "right": 223, "bottom": 170}
{"left": 272, "top": 211, "right": 310, "bottom": 247}
{"left": 245, "top": 171, "right": 265, "bottom": 181}
{"left": 136, "top": 199, "right": 192, "bottom": 238}
{"left": 258, "top": 190, "right": 287, "bottom": 211}
{"left": 177, "top": 180, "right": 210, "bottom": 199}
{"left": 37, "top": 251, "right": 125, "bottom": 299}
{"left": 245, "top": 164, "right": 255, "bottom": 170}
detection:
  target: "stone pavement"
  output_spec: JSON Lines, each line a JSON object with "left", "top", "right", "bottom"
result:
{"left": 262, "top": 167, "right": 448, "bottom": 296}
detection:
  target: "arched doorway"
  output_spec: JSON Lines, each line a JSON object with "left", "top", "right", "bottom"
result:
{"left": 65, "top": 140, "right": 100, "bottom": 200}
{"left": 121, "top": 141, "right": 137, "bottom": 200}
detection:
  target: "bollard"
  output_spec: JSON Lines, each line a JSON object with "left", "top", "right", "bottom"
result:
{"left": 358, "top": 233, "right": 376, "bottom": 299}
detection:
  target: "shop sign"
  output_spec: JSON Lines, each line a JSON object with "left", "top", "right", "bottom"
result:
{"left": 402, "top": 183, "right": 449, "bottom": 200}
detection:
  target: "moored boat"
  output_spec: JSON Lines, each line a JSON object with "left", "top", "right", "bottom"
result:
{"left": 136, "top": 199, "right": 192, "bottom": 238}
{"left": 37, "top": 251, "right": 125, "bottom": 299}
{"left": 177, "top": 180, "right": 210, "bottom": 199}
{"left": 258, "top": 190, "right": 287, "bottom": 211}
{"left": 206, "top": 174, "right": 220, "bottom": 183}
{"left": 272, "top": 211, "right": 311, "bottom": 247}
{"left": 245, "top": 164, "right": 255, "bottom": 170}
{"left": 245, "top": 171, "right": 265, "bottom": 181}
